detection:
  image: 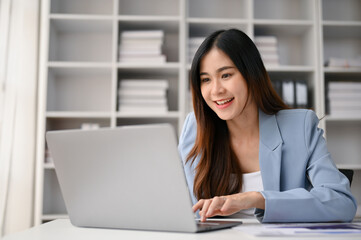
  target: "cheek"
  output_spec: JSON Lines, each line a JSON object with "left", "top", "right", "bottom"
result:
{"left": 200, "top": 85, "right": 208, "bottom": 100}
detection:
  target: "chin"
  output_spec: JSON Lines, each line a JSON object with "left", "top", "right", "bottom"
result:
{"left": 215, "top": 112, "right": 233, "bottom": 121}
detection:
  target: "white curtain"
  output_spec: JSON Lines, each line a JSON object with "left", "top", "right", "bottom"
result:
{"left": 0, "top": 0, "right": 39, "bottom": 237}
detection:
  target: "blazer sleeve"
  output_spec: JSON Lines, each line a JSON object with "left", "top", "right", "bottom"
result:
{"left": 178, "top": 112, "right": 198, "bottom": 205}
{"left": 258, "top": 110, "right": 357, "bottom": 223}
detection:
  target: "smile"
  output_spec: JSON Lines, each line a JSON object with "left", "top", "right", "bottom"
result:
{"left": 216, "top": 98, "right": 234, "bottom": 105}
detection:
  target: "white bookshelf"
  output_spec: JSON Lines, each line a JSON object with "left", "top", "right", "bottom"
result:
{"left": 34, "top": 0, "right": 361, "bottom": 225}
{"left": 318, "top": 0, "right": 361, "bottom": 218}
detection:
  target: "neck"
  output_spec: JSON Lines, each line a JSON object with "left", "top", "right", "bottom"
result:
{"left": 226, "top": 103, "right": 259, "bottom": 141}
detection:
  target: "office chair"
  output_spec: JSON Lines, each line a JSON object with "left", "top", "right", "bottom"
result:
{"left": 339, "top": 169, "right": 354, "bottom": 186}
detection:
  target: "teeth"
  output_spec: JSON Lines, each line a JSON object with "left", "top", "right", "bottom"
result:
{"left": 216, "top": 98, "right": 233, "bottom": 105}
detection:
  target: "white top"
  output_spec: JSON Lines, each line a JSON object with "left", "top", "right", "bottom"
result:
{"left": 241, "top": 171, "right": 264, "bottom": 193}
{"left": 229, "top": 171, "right": 264, "bottom": 219}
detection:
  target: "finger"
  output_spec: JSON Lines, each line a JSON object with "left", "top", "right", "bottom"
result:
{"left": 207, "top": 196, "right": 226, "bottom": 217}
{"left": 220, "top": 194, "right": 242, "bottom": 215}
{"left": 200, "top": 199, "right": 212, "bottom": 222}
{"left": 220, "top": 199, "right": 233, "bottom": 215}
{"left": 192, "top": 199, "right": 205, "bottom": 213}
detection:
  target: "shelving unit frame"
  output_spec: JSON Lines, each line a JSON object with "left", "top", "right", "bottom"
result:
{"left": 34, "top": 0, "right": 361, "bottom": 225}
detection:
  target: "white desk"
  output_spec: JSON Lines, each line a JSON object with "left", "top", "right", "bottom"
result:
{"left": 4, "top": 219, "right": 361, "bottom": 240}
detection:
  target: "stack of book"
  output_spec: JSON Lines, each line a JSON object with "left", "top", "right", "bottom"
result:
{"left": 328, "top": 82, "right": 361, "bottom": 117}
{"left": 118, "top": 79, "right": 169, "bottom": 113}
{"left": 188, "top": 37, "right": 205, "bottom": 64}
{"left": 118, "top": 30, "right": 166, "bottom": 64}
{"left": 272, "top": 80, "right": 308, "bottom": 108}
{"left": 254, "top": 36, "right": 280, "bottom": 67}
{"left": 325, "top": 57, "right": 361, "bottom": 68}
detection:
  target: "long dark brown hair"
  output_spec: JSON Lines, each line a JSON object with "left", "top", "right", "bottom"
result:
{"left": 188, "top": 29, "right": 289, "bottom": 200}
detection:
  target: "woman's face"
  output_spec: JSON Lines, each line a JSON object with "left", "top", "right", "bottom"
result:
{"left": 199, "top": 47, "right": 253, "bottom": 121}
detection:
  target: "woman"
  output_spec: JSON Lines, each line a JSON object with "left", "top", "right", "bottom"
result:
{"left": 178, "top": 29, "right": 356, "bottom": 223}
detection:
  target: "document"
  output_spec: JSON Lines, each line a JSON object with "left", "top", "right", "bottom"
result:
{"left": 234, "top": 222, "right": 361, "bottom": 236}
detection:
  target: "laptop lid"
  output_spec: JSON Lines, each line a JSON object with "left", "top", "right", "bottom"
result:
{"left": 46, "top": 124, "right": 241, "bottom": 233}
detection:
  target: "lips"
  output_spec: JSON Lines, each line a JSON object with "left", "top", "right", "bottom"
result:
{"left": 215, "top": 98, "right": 234, "bottom": 105}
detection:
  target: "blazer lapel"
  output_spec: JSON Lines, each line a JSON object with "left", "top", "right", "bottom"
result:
{"left": 258, "top": 110, "right": 283, "bottom": 191}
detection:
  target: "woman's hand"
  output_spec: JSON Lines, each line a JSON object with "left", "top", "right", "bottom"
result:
{"left": 192, "top": 191, "right": 265, "bottom": 222}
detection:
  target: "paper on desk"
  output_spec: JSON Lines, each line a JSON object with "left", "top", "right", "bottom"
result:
{"left": 233, "top": 223, "right": 361, "bottom": 236}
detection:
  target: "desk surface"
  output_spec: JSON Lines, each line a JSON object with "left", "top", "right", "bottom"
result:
{"left": 4, "top": 219, "right": 361, "bottom": 240}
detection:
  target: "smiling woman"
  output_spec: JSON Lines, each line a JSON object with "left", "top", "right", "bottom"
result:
{"left": 199, "top": 48, "right": 252, "bottom": 121}
{"left": 178, "top": 29, "right": 357, "bottom": 223}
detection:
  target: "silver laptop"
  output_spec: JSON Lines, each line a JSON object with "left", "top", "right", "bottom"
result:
{"left": 46, "top": 124, "right": 241, "bottom": 233}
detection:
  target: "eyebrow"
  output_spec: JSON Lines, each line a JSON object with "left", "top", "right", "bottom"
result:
{"left": 199, "top": 66, "right": 235, "bottom": 76}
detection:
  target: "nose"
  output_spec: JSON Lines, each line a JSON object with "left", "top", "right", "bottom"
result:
{"left": 211, "top": 79, "right": 225, "bottom": 96}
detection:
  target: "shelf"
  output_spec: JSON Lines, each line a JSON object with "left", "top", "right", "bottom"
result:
{"left": 48, "top": 62, "right": 113, "bottom": 68}
{"left": 50, "top": 17, "right": 113, "bottom": 32}
{"left": 50, "top": 14, "right": 113, "bottom": 21}
{"left": 336, "top": 164, "right": 361, "bottom": 170}
{"left": 46, "top": 111, "right": 112, "bottom": 118}
{"left": 186, "top": 64, "right": 315, "bottom": 73}
{"left": 254, "top": 0, "right": 314, "bottom": 21}
{"left": 326, "top": 116, "right": 361, "bottom": 122}
{"left": 42, "top": 214, "right": 69, "bottom": 221}
{"left": 187, "top": 18, "right": 248, "bottom": 24}
{"left": 322, "top": 0, "right": 361, "bottom": 22}
{"left": 44, "top": 163, "right": 55, "bottom": 169}
{"left": 49, "top": 18, "right": 113, "bottom": 62}
{"left": 46, "top": 118, "right": 111, "bottom": 131}
{"left": 188, "top": 0, "right": 249, "bottom": 19}
{"left": 254, "top": 23, "right": 314, "bottom": 36}
{"left": 36, "top": 0, "right": 361, "bottom": 226}
{"left": 50, "top": 0, "right": 113, "bottom": 15}
{"left": 117, "top": 62, "right": 179, "bottom": 69}
{"left": 118, "top": 15, "right": 180, "bottom": 22}
{"left": 323, "top": 25, "right": 361, "bottom": 38}
{"left": 42, "top": 170, "right": 67, "bottom": 216}
{"left": 118, "top": 0, "right": 180, "bottom": 17}
{"left": 266, "top": 65, "right": 314, "bottom": 72}
{"left": 324, "top": 67, "right": 361, "bottom": 74}
{"left": 47, "top": 68, "right": 112, "bottom": 112}
{"left": 189, "top": 24, "right": 249, "bottom": 40}
{"left": 326, "top": 121, "right": 361, "bottom": 167}
{"left": 117, "top": 19, "right": 179, "bottom": 32}
{"left": 323, "top": 20, "right": 361, "bottom": 27}
{"left": 116, "top": 111, "right": 180, "bottom": 119}
{"left": 253, "top": 19, "right": 314, "bottom": 26}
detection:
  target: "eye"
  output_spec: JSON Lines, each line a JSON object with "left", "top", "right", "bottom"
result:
{"left": 222, "top": 73, "right": 232, "bottom": 79}
{"left": 201, "top": 77, "right": 210, "bottom": 83}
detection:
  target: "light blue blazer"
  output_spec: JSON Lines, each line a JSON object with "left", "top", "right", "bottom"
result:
{"left": 178, "top": 109, "right": 357, "bottom": 223}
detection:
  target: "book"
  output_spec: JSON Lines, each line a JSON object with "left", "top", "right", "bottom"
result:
{"left": 81, "top": 123, "right": 100, "bottom": 130}
{"left": 188, "top": 37, "right": 205, "bottom": 47}
{"left": 257, "top": 46, "right": 278, "bottom": 55}
{"left": 118, "top": 98, "right": 167, "bottom": 106}
{"left": 118, "top": 55, "right": 166, "bottom": 64}
{"left": 328, "top": 82, "right": 361, "bottom": 92}
{"left": 120, "top": 30, "right": 164, "bottom": 39}
{"left": 325, "top": 57, "right": 361, "bottom": 68}
{"left": 261, "top": 54, "right": 279, "bottom": 61}
{"left": 119, "top": 79, "right": 169, "bottom": 89}
{"left": 254, "top": 36, "right": 278, "bottom": 47}
{"left": 118, "top": 88, "right": 167, "bottom": 98}
{"left": 330, "top": 101, "right": 361, "bottom": 109}
{"left": 118, "top": 105, "right": 168, "bottom": 113}
{"left": 296, "top": 81, "right": 308, "bottom": 108}
{"left": 349, "top": 57, "right": 361, "bottom": 68}
{"left": 328, "top": 91, "right": 361, "bottom": 100}
{"left": 120, "top": 39, "right": 163, "bottom": 49}
{"left": 276, "top": 80, "right": 308, "bottom": 108}
{"left": 330, "top": 109, "right": 361, "bottom": 118}
{"left": 119, "top": 48, "right": 162, "bottom": 56}
{"left": 282, "top": 81, "right": 295, "bottom": 107}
